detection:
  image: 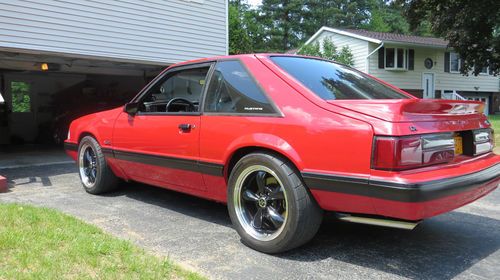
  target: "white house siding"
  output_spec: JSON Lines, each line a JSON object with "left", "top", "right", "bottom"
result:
{"left": 367, "top": 43, "right": 499, "bottom": 93}
{"left": 0, "top": 0, "right": 227, "bottom": 65}
{"left": 313, "top": 32, "right": 369, "bottom": 71}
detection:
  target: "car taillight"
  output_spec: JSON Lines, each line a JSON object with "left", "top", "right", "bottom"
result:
{"left": 372, "top": 133, "right": 455, "bottom": 171}
{"left": 471, "top": 129, "right": 494, "bottom": 155}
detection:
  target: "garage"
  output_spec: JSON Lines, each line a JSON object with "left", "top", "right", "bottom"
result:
{"left": 0, "top": 0, "right": 228, "bottom": 146}
{"left": 0, "top": 53, "right": 161, "bottom": 145}
{"left": 461, "top": 92, "right": 493, "bottom": 116}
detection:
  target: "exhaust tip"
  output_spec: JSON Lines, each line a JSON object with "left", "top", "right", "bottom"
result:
{"left": 337, "top": 214, "right": 420, "bottom": 230}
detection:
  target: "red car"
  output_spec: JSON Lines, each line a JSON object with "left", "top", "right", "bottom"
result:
{"left": 65, "top": 54, "right": 499, "bottom": 253}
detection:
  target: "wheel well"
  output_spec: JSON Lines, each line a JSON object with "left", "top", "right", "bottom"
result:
{"left": 225, "top": 146, "right": 300, "bottom": 180}
{"left": 78, "top": 132, "right": 97, "bottom": 144}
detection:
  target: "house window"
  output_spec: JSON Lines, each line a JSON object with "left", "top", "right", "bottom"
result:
{"left": 385, "top": 48, "right": 406, "bottom": 70}
{"left": 397, "top": 48, "right": 404, "bottom": 68}
{"left": 378, "top": 47, "right": 414, "bottom": 70}
{"left": 450, "top": 52, "right": 460, "bottom": 73}
{"left": 479, "top": 66, "right": 489, "bottom": 75}
{"left": 386, "top": 48, "right": 395, "bottom": 68}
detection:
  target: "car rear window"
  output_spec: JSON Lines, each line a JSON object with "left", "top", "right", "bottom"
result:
{"left": 270, "top": 56, "right": 410, "bottom": 100}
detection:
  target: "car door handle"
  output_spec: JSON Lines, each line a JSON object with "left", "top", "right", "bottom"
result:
{"left": 178, "top": 123, "right": 194, "bottom": 132}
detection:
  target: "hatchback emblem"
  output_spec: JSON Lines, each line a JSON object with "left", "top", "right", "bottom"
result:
{"left": 409, "top": 126, "right": 417, "bottom": 132}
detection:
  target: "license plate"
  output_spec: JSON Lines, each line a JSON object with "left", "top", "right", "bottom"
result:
{"left": 454, "top": 135, "right": 463, "bottom": 154}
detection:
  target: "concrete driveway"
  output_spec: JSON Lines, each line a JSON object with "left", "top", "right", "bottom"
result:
{"left": 1, "top": 162, "right": 499, "bottom": 280}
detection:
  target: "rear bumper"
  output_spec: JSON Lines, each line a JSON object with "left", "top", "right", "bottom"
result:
{"left": 305, "top": 163, "right": 500, "bottom": 221}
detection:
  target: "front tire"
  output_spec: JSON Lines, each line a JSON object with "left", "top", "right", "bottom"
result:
{"left": 78, "top": 136, "right": 119, "bottom": 194}
{"left": 227, "top": 152, "right": 323, "bottom": 253}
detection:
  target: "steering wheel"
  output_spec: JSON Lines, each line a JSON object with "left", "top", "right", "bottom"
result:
{"left": 166, "top": 98, "right": 196, "bottom": 112}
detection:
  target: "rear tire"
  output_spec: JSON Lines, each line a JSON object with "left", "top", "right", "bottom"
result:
{"left": 227, "top": 152, "right": 323, "bottom": 253}
{"left": 77, "top": 136, "right": 119, "bottom": 194}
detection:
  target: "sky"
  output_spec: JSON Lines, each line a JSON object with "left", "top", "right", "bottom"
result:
{"left": 246, "top": 0, "right": 262, "bottom": 7}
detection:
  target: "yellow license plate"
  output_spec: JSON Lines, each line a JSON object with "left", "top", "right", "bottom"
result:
{"left": 454, "top": 135, "right": 463, "bottom": 154}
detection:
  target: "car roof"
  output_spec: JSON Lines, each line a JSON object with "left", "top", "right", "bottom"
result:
{"left": 170, "top": 53, "right": 312, "bottom": 67}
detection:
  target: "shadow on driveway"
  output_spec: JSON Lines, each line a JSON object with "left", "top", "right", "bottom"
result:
{"left": 283, "top": 213, "right": 499, "bottom": 279}
{"left": 2, "top": 163, "right": 77, "bottom": 190}
{"left": 110, "top": 181, "right": 500, "bottom": 280}
{"left": 107, "top": 182, "right": 233, "bottom": 227}
{"left": 2, "top": 163, "right": 498, "bottom": 279}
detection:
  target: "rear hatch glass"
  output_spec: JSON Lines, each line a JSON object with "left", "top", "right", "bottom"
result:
{"left": 270, "top": 56, "right": 410, "bottom": 100}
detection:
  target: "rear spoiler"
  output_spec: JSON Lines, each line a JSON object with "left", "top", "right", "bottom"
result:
{"left": 403, "top": 100, "right": 484, "bottom": 116}
{"left": 330, "top": 99, "right": 485, "bottom": 122}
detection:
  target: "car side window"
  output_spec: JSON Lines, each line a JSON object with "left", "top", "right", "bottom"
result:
{"left": 204, "top": 61, "right": 275, "bottom": 114}
{"left": 139, "top": 66, "right": 210, "bottom": 113}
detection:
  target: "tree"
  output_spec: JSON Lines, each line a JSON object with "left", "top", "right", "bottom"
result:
{"left": 365, "top": 0, "right": 411, "bottom": 34}
{"left": 226, "top": 0, "right": 435, "bottom": 55}
{"left": 302, "top": 0, "right": 372, "bottom": 39}
{"left": 297, "top": 38, "right": 355, "bottom": 66}
{"left": 337, "top": 46, "right": 355, "bottom": 66}
{"left": 228, "top": 1, "right": 253, "bottom": 54}
{"left": 10, "top": 82, "right": 31, "bottom": 113}
{"left": 403, "top": 0, "right": 500, "bottom": 76}
{"left": 259, "top": 0, "right": 306, "bottom": 52}
{"left": 242, "top": 6, "right": 269, "bottom": 52}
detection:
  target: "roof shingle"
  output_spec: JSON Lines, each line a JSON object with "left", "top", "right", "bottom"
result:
{"left": 339, "top": 28, "right": 449, "bottom": 47}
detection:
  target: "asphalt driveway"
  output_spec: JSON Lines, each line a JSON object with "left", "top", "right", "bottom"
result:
{"left": 1, "top": 162, "right": 499, "bottom": 280}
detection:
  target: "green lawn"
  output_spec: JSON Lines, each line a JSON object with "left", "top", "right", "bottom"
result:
{"left": 0, "top": 203, "right": 205, "bottom": 280}
{"left": 489, "top": 115, "right": 500, "bottom": 154}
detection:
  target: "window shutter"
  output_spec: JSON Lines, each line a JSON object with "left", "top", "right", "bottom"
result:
{"left": 378, "top": 47, "right": 385, "bottom": 69}
{"left": 408, "top": 49, "right": 415, "bottom": 70}
{"left": 444, "top": 52, "right": 450, "bottom": 72}
{"left": 489, "top": 62, "right": 494, "bottom": 75}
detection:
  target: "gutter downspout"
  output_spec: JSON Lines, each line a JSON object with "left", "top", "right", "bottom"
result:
{"left": 366, "top": 42, "right": 384, "bottom": 74}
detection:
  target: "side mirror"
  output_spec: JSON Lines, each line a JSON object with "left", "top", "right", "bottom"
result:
{"left": 124, "top": 102, "right": 139, "bottom": 115}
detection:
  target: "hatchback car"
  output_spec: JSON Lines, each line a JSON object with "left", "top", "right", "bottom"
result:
{"left": 65, "top": 54, "right": 499, "bottom": 253}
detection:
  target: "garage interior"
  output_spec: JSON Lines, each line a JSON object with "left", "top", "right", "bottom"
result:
{"left": 0, "top": 51, "right": 164, "bottom": 147}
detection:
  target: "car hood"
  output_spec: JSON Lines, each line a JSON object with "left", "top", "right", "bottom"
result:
{"left": 327, "top": 99, "right": 485, "bottom": 122}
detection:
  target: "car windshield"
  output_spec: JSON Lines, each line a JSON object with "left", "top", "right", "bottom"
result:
{"left": 270, "top": 56, "right": 410, "bottom": 100}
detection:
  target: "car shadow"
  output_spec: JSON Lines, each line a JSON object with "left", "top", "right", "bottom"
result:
{"left": 106, "top": 182, "right": 233, "bottom": 227}
{"left": 279, "top": 212, "right": 500, "bottom": 279}
{"left": 4, "top": 162, "right": 497, "bottom": 279}
{"left": 113, "top": 182, "right": 500, "bottom": 280}
{"left": 1, "top": 163, "right": 77, "bottom": 191}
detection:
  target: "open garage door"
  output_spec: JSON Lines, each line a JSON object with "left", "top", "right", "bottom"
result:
{"left": 462, "top": 94, "right": 491, "bottom": 116}
{"left": 1, "top": 71, "right": 148, "bottom": 145}
{"left": 0, "top": 52, "right": 163, "bottom": 145}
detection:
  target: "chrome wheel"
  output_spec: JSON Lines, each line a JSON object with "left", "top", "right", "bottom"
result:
{"left": 234, "top": 165, "right": 288, "bottom": 242}
{"left": 79, "top": 143, "right": 98, "bottom": 188}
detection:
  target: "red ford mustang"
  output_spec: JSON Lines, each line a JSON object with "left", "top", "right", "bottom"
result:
{"left": 65, "top": 54, "right": 499, "bottom": 253}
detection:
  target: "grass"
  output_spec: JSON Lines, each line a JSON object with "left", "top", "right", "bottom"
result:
{"left": 489, "top": 115, "right": 500, "bottom": 154}
{"left": 0, "top": 203, "right": 205, "bottom": 280}
{"left": 489, "top": 115, "right": 500, "bottom": 133}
